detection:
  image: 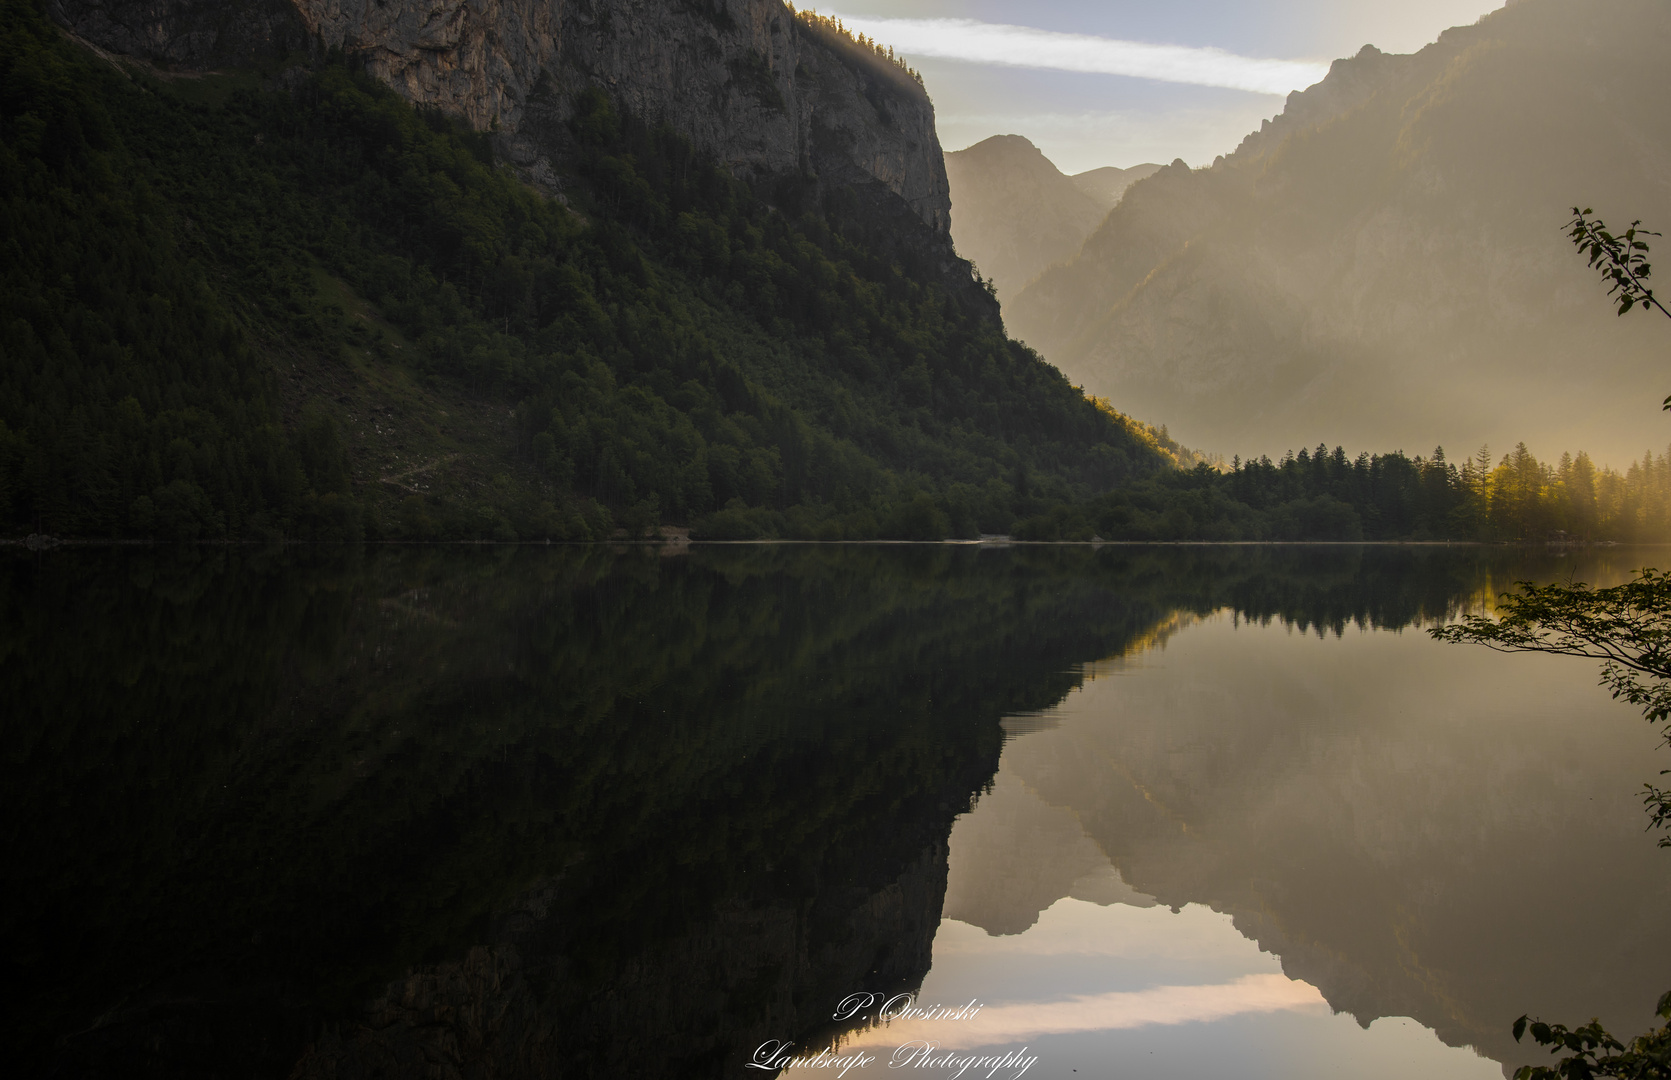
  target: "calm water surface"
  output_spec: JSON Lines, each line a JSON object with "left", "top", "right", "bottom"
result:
{"left": 4, "top": 544, "right": 1667, "bottom": 1078}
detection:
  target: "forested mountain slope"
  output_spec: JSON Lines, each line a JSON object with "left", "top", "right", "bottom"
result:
{"left": 1007, "top": 0, "right": 1671, "bottom": 465}
{"left": 0, "top": 0, "right": 1178, "bottom": 542}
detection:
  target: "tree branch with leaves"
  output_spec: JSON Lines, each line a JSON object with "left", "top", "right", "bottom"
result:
{"left": 1508, "top": 992, "right": 1671, "bottom": 1080}
{"left": 1566, "top": 208, "right": 1671, "bottom": 409}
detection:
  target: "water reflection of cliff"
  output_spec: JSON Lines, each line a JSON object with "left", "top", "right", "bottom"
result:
{"left": 5, "top": 545, "right": 1194, "bottom": 1078}
{"left": 7, "top": 544, "right": 1642, "bottom": 1077}
{"left": 946, "top": 547, "right": 1671, "bottom": 1076}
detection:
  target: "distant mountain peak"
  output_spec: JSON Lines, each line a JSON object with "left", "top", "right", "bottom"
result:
{"left": 956, "top": 134, "right": 1060, "bottom": 175}
{"left": 966, "top": 133, "right": 1042, "bottom": 151}
{"left": 945, "top": 137, "right": 1104, "bottom": 302}
{"left": 1072, "top": 164, "right": 1164, "bottom": 210}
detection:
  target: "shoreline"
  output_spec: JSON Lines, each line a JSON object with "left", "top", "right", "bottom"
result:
{"left": 2, "top": 537, "right": 1659, "bottom": 549}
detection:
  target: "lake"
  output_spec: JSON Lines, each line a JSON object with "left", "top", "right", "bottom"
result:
{"left": 5, "top": 543, "right": 1667, "bottom": 1078}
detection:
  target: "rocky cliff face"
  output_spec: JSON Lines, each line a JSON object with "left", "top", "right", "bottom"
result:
{"left": 47, "top": 0, "right": 953, "bottom": 235}
{"left": 1006, "top": 0, "right": 1671, "bottom": 463}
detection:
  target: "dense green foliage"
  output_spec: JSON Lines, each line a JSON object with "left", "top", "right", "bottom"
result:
{"left": 0, "top": 0, "right": 325, "bottom": 540}
{"left": 1510, "top": 993, "right": 1671, "bottom": 1080}
{"left": 0, "top": 0, "right": 1171, "bottom": 542}
{"left": 1014, "top": 441, "right": 1671, "bottom": 542}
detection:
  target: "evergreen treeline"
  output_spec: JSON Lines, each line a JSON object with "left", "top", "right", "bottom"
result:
{"left": 794, "top": 8, "right": 925, "bottom": 85}
{"left": 0, "top": 0, "right": 1178, "bottom": 542}
{"left": 1015, "top": 442, "right": 1671, "bottom": 542}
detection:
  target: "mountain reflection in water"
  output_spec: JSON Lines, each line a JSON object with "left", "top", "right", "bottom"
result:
{"left": 922, "top": 600, "right": 1671, "bottom": 1078}
{"left": 3, "top": 544, "right": 1664, "bottom": 1078}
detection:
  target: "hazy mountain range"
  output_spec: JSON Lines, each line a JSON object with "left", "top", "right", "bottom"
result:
{"left": 988, "top": 0, "right": 1671, "bottom": 466}
{"left": 944, "top": 135, "right": 1158, "bottom": 304}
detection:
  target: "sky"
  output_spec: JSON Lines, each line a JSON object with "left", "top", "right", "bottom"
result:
{"left": 813, "top": 1, "right": 1508, "bottom": 173}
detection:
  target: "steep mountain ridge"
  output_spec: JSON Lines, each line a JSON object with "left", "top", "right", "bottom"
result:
{"left": 1007, "top": 0, "right": 1671, "bottom": 464}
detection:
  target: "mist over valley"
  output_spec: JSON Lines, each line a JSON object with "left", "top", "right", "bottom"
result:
{"left": 950, "top": 0, "right": 1671, "bottom": 471}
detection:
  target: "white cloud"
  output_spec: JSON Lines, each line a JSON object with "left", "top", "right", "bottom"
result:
{"left": 818, "top": 13, "right": 1329, "bottom": 96}
{"left": 838, "top": 973, "right": 1327, "bottom": 1051}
